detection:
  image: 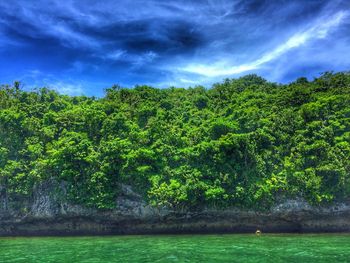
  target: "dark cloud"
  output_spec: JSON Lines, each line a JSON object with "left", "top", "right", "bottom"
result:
{"left": 120, "top": 21, "right": 204, "bottom": 54}
{"left": 0, "top": 0, "right": 349, "bottom": 95}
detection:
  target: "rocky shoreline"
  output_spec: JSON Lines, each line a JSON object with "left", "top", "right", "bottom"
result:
{"left": 1, "top": 210, "right": 350, "bottom": 236}
{"left": 1, "top": 183, "right": 350, "bottom": 236}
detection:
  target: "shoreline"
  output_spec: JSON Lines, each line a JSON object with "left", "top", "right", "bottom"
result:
{"left": 1, "top": 210, "right": 350, "bottom": 236}
{"left": 2, "top": 232, "right": 350, "bottom": 238}
{"left": 2, "top": 191, "right": 350, "bottom": 237}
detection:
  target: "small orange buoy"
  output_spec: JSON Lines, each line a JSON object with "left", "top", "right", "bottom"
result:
{"left": 255, "top": 229, "right": 262, "bottom": 235}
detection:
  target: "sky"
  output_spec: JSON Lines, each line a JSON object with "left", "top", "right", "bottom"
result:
{"left": 0, "top": 0, "right": 349, "bottom": 96}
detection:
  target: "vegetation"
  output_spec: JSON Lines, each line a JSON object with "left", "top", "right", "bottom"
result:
{"left": 1, "top": 72, "right": 350, "bottom": 210}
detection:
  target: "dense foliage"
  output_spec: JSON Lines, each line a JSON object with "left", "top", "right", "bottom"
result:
{"left": 1, "top": 72, "right": 350, "bottom": 210}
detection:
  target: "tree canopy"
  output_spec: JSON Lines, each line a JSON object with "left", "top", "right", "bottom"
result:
{"left": 1, "top": 72, "right": 350, "bottom": 210}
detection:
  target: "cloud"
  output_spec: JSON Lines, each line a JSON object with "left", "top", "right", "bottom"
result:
{"left": 182, "top": 10, "right": 348, "bottom": 77}
{"left": 103, "top": 50, "right": 158, "bottom": 66}
{"left": 49, "top": 82, "right": 84, "bottom": 96}
{"left": 0, "top": 0, "right": 100, "bottom": 49}
{"left": 105, "top": 50, "right": 126, "bottom": 61}
{"left": 0, "top": 0, "right": 349, "bottom": 94}
{"left": 15, "top": 69, "right": 84, "bottom": 96}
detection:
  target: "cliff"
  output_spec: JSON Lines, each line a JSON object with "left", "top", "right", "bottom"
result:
{"left": 1, "top": 181, "right": 350, "bottom": 236}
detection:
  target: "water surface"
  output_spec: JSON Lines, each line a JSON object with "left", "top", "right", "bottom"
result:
{"left": 0, "top": 234, "right": 349, "bottom": 262}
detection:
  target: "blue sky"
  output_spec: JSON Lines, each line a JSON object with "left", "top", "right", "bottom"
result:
{"left": 0, "top": 0, "right": 349, "bottom": 96}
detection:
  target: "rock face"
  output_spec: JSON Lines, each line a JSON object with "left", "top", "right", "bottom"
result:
{"left": 0, "top": 181, "right": 350, "bottom": 236}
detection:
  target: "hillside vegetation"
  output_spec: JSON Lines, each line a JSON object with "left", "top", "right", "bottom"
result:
{"left": 1, "top": 72, "right": 350, "bottom": 210}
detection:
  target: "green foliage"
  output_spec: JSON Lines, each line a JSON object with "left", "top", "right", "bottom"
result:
{"left": 1, "top": 72, "right": 350, "bottom": 210}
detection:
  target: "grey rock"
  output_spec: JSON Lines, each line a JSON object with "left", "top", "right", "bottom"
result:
{"left": 1, "top": 180, "right": 350, "bottom": 235}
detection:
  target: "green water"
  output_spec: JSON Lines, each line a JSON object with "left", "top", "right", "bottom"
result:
{"left": 0, "top": 234, "right": 349, "bottom": 262}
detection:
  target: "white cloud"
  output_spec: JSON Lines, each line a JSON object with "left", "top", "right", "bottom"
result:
{"left": 179, "top": 78, "right": 198, "bottom": 84}
{"left": 105, "top": 50, "right": 126, "bottom": 61}
{"left": 49, "top": 23, "right": 99, "bottom": 48}
{"left": 49, "top": 82, "right": 84, "bottom": 96}
{"left": 17, "top": 69, "right": 84, "bottom": 96}
{"left": 182, "top": 10, "right": 348, "bottom": 77}
{"left": 132, "top": 51, "right": 158, "bottom": 66}
{"left": 101, "top": 50, "right": 159, "bottom": 66}
{"left": 0, "top": 1, "right": 100, "bottom": 49}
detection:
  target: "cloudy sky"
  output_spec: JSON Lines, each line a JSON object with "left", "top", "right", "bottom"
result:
{"left": 0, "top": 0, "right": 349, "bottom": 96}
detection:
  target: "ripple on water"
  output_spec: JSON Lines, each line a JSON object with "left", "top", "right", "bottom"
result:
{"left": 0, "top": 234, "right": 350, "bottom": 263}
